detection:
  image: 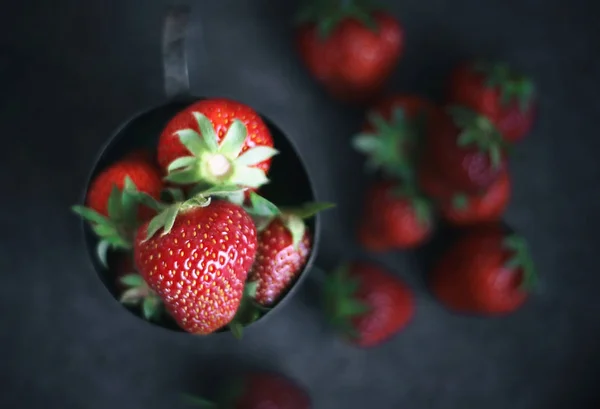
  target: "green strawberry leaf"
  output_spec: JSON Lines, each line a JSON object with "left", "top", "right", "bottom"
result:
{"left": 181, "top": 394, "right": 218, "bottom": 408}
{"left": 281, "top": 201, "right": 336, "bottom": 219}
{"left": 323, "top": 264, "right": 370, "bottom": 338}
{"left": 71, "top": 205, "right": 111, "bottom": 225}
{"left": 218, "top": 119, "right": 247, "bottom": 157}
{"left": 120, "top": 274, "right": 144, "bottom": 288}
{"left": 236, "top": 146, "right": 279, "bottom": 167}
{"left": 176, "top": 128, "right": 208, "bottom": 156}
{"left": 167, "top": 156, "right": 197, "bottom": 173}
{"left": 452, "top": 194, "right": 469, "bottom": 210}
{"left": 193, "top": 112, "right": 220, "bottom": 152}
{"left": 247, "top": 192, "right": 281, "bottom": 217}
{"left": 107, "top": 185, "right": 123, "bottom": 221}
{"left": 96, "top": 240, "right": 111, "bottom": 268}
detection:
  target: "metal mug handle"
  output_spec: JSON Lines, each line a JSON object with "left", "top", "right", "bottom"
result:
{"left": 162, "top": 6, "right": 191, "bottom": 100}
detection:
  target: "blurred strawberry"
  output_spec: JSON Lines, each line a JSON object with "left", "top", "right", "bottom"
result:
{"left": 424, "top": 106, "right": 507, "bottom": 193}
{"left": 323, "top": 262, "right": 414, "bottom": 347}
{"left": 430, "top": 224, "right": 536, "bottom": 315}
{"left": 447, "top": 60, "right": 536, "bottom": 142}
{"left": 352, "top": 95, "right": 437, "bottom": 181}
{"left": 440, "top": 169, "right": 511, "bottom": 226}
{"left": 359, "top": 180, "right": 433, "bottom": 250}
{"left": 295, "top": 0, "right": 404, "bottom": 103}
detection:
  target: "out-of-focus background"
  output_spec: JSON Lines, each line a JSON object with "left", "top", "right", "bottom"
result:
{"left": 1, "top": 0, "right": 599, "bottom": 408}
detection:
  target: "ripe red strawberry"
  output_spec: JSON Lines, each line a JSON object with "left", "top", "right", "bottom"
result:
{"left": 133, "top": 191, "right": 258, "bottom": 334}
{"left": 157, "top": 98, "right": 276, "bottom": 192}
{"left": 113, "top": 253, "right": 162, "bottom": 321}
{"left": 430, "top": 224, "right": 536, "bottom": 315}
{"left": 72, "top": 158, "right": 164, "bottom": 261}
{"left": 246, "top": 195, "right": 335, "bottom": 307}
{"left": 85, "top": 158, "right": 163, "bottom": 220}
{"left": 447, "top": 60, "right": 536, "bottom": 142}
{"left": 424, "top": 105, "right": 507, "bottom": 193}
{"left": 295, "top": 0, "right": 404, "bottom": 103}
{"left": 440, "top": 169, "right": 511, "bottom": 226}
{"left": 358, "top": 180, "right": 433, "bottom": 250}
{"left": 185, "top": 372, "right": 311, "bottom": 409}
{"left": 323, "top": 262, "right": 414, "bottom": 347}
{"left": 352, "top": 95, "right": 437, "bottom": 180}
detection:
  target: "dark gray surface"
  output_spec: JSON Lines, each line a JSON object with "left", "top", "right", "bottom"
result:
{"left": 1, "top": 0, "right": 600, "bottom": 408}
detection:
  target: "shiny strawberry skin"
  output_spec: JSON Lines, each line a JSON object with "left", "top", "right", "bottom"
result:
{"left": 360, "top": 181, "right": 432, "bottom": 249}
{"left": 157, "top": 98, "right": 274, "bottom": 174}
{"left": 430, "top": 226, "right": 528, "bottom": 315}
{"left": 440, "top": 169, "right": 511, "bottom": 226}
{"left": 296, "top": 12, "right": 404, "bottom": 103}
{"left": 348, "top": 262, "right": 414, "bottom": 347}
{"left": 234, "top": 372, "right": 311, "bottom": 409}
{"left": 426, "top": 109, "right": 506, "bottom": 193}
{"left": 86, "top": 159, "right": 163, "bottom": 222}
{"left": 447, "top": 62, "right": 536, "bottom": 142}
{"left": 249, "top": 219, "right": 311, "bottom": 307}
{"left": 133, "top": 200, "right": 258, "bottom": 334}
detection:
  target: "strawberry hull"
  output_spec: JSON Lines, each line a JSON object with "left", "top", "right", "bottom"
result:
{"left": 79, "top": 98, "right": 323, "bottom": 334}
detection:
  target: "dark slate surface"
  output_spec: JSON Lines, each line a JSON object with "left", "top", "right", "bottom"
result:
{"left": 1, "top": 0, "right": 600, "bottom": 408}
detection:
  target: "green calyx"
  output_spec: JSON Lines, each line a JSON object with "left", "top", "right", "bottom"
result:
{"left": 141, "top": 185, "right": 246, "bottom": 242}
{"left": 451, "top": 193, "right": 469, "bottom": 210}
{"left": 243, "top": 192, "right": 335, "bottom": 250}
{"left": 353, "top": 107, "right": 421, "bottom": 182}
{"left": 72, "top": 176, "right": 142, "bottom": 267}
{"left": 472, "top": 60, "right": 536, "bottom": 113}
{"left": 391, "top": 184, "right": 433, "bottom": 227}
{"left": 166, "top": 112, "right": 278, "bottom": 190}
{"left": 295, "top": 0, "right": 381, "bottom": 39}
{"left": 119, "top": 273, "right": 163, "bottom": 321}
{"left": 322, "top": 264, "right": 370, "bottom": 339}
{"left": 503, "top": 234, "right": 537, "bottom": 291}
{"left": 447, "top": 105, "right": 507, "bottom": 169}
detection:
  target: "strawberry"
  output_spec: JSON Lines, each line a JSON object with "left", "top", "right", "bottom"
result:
{"left": 430, "top": 224, "right": 536, "bottom": 315}
{"left": 358, "top": 180, "right": 433, "bottom": 250}
{"left": 440, "top": 169, "right": 511, "bottom": 226}
{"left": 157, "top": 98, "right": 277, "bottom": 193}
{"left": 447, "top": 60, "right": 536, "bottom": 143}
{"left": 72, "top": 159, "right": 164, "bottom": 264}
{"left": 245, "top": 194, "right": 335, "bottom": 307}
{"left": 113, "top": 253, "right": 162, "bottom": 322}
{"left": 83, "top": 158, "right": 163, "bottom": 220}
{"left": 295, "top": 0, "right": 404, "bottom": 103}
{"left": 323, "top": 262, "right": 414, "bottom": 347}
{"left": 352, "top": 95, "right": 436, "bottom": 181}
{"left": 133, "top": 186, "right": 258, "bottom": 334}
{"left": 185, "top": 371, "right": 311, "bottom": 409}
{"left": 424, "top": 105, "right": 507, "bottom": 193}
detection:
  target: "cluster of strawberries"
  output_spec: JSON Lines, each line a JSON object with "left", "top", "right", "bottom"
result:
{"left": 71, "top": 0, "right": 539, "bottom": 406}
{"left": 73, "top": 98, "right": 333, "bottom": 337}
{"left": 294, "top": 0, "right": 538, "bottom": 349}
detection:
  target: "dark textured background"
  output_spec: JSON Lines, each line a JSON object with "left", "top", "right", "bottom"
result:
{"left": 1, "top": 0, "right": 600, "bottom": 408}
